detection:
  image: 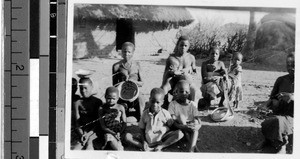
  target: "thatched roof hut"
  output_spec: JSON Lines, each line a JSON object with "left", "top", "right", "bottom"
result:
{"left": 73, "top": 4, "right": 194, "bottom": 58}
{"left": 74, "top": 4, "right": 194, "bottom": 31}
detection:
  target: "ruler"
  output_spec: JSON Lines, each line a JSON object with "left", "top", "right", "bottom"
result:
{"left": 4, "top": 0, "right": 30, "bottom": 159}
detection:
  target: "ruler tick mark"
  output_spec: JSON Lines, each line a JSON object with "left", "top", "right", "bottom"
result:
{"left": 12, "top": 7, "right": 22, "bottom": 9}
{"left": 12, "top": 51, "right": 22, "bottom": 54}
{"left": 12, "top": 74, "right": 29, "bottom": 76}
{"left": 12, "top": 118, "right": 26, "bottom": 121}
{"left": 11, "top": 18, "right": 18, "bottom": 20}
{"left": 12, "top": 107, "right": 18, "bottom": 109}
{"left": 11, "top": 85, "right": 18, "bottom": 88}
{"left": 11, "top": 96, "right": 22, "bottom": 99}
{"left": 5, "top": 140, "right": 22, "bottom": 143}
{"left": 6, "top": 34, "right": 11, "bottom": 36}
{"left": 5, "top": 105, "right": 11, "bottom": 107}
{"left": 11, "top": 40, "right": 18, "bottom": 42}
{"left": 12, "top": 29, "right": 27, "bottom": 31}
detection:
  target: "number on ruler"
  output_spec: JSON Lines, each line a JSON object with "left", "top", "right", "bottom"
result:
{"left": 15, "top": 155, "right": 24, "bottom": 159}
{"left": 16, "top": 65, "right": 24, "bottom": 71}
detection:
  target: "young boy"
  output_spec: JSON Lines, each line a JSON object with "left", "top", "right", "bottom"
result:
{"left": 98, "top": 86, "right": 127, "bottom": 150}
{"left": 200, "top": 46, "right": 227, "bottom": 108}
{"left": 227, "top": 52, "right": 243, "bottom": 109}
{"left": 168, "top": 80, "right": 201, "bottom": 152}
{"left": 112, "top": 42, "right": 145, "bottom": 122}
{"left": 162, "top": 36, "right": 200, "bottom": 108}
{"left": 138, "top": 88, "right": 184, "bottom": 151}
{"left": 72, "top": 77, "right": 103, "bottom": 150}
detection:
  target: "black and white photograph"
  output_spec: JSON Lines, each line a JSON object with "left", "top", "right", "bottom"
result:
{"left": 65, "top": 0, "right": 297, "bottom": 158}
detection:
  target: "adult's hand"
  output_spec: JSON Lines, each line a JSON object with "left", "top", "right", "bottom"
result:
{"left": 278, "top": 92, "right": 294, "bottom": 103}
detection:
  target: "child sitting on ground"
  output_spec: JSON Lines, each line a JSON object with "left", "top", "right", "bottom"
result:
{"left": 200, "top": 46, "right": 227, "bottom": 108}
{"left": 168, "top": 80, "right": 201, "bottom": 152}
{"left": 227, "top": 52, "right": 243, "bottom": 110}
{"left": 98, "top": 86, "right": 127, "bottom": 150}
{"left": 138, "top": 88, "right": 184, "bottom": 151}
{"left": 72, "top": 77, "right": 103, "bottom": 150}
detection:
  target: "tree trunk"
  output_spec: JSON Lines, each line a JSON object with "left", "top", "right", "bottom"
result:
{"left": 242, "top": 10, "right": 257, "bottom": 60}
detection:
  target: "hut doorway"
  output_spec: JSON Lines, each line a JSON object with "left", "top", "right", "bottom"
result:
{"left": 116, "top": 18, "right": 135, "bottom": 51}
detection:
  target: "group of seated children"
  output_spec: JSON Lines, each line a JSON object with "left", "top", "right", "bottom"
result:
{"left": 72, "top": 77, "right": 201, "bottom": 152}
{"left": 71, "top": 40, "right": 202, "bottom": 152}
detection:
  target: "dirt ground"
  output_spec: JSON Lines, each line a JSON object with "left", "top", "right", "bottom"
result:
{"left": 72, "top": 53, "right": 292, "bottom": 153}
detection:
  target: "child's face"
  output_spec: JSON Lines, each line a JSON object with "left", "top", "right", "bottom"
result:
{"left": 177, "top": 40, "right": 190, "bottom": 56}
{"left": 122, "top": 46, "right": 134, "bottom": 62}
{"left": 79, "top": 83, "right": 93, "bottom": 98}
{"left": 232, "top": 54, "right": 242, "bottom": 65}
{"left": 149, "top": 93, "right": 164, "bottom": 113}
{"left": 210, "top": 49, "right": 220, "bottom": 61}
{"left": 176, "top": 83, "right": 190, "bottom": 101}
{"left": 169, "top": 59, "right": 180, "bottom": 73}
{"left": 105, "top": 92, "right": 119, "bottom": 106}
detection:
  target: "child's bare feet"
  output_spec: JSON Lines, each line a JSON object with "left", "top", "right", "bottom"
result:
{"left": 154, "top": 145, "right": 163, "bottom": 152}
{"left": 276, "top": 145, "right": 287, "bottom": 154}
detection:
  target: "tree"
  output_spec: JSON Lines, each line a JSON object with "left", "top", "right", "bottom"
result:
{"left": 242, "top": 10, "right": 257, "bottom": 60}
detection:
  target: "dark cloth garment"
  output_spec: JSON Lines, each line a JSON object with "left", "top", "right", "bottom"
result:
{"left": 270, "top": 74, "right": 294, "bottom": 99}
{"left": 117, "top": 96, "right": 144, "bottom": 122}
{"left": 261, "top": 114, "right": 293, "bottom": 146}
{"left": 101, "top": 106, "right": 124, "bottom": 133}
{"left": 261, "top": 74, "right": 294, "bottom": 148}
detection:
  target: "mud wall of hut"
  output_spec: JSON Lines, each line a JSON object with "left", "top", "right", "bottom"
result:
{"left": 73, "top": 21, "right": 183, "bottom": 59}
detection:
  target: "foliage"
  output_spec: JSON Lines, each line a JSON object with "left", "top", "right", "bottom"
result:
{"left": 180, "top": 21, "right": 248, "bottom": 59}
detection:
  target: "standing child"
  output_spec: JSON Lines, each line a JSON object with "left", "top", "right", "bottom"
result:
{"left": 200, "top": 46, "right": 227, "bottom": 108}
{"left": 168, "top": 80, "right": 201, "bottom": 152}
{"left": 112, "top": 42, "right": 145, "bottom": 122}
{"left": 227, "top": 52, "right": 243, "bottom": 110}
{"left": 138, "top": 88, "right": 184, "bottom": 151}
{"left": 98, "top": 87, "right": 127, "bottom": 150}
{"left": 72, "top": 77, "right": 103, "bottom": 150}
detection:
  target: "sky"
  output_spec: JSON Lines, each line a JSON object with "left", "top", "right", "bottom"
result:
{"left": 187, "top": 8, "right": 268, "bottom": 26}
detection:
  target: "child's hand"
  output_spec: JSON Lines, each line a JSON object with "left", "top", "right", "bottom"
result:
{"left": 143, "top": 141, "right": 150, "bottom": 151}
{"left": 153, "top": 128, "right": 162, "bottom": 134}
{"left": 174, "top": 70, "right": 183, "bottom": 75}
{"left": 80, "top": 133, "right": 88, "bottom": 146}
{"left": 115, "top": 132, "right": 121, "bottom": 141}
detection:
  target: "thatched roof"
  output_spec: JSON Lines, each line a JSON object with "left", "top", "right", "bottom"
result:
{"left": 74, "top": 4, "right": 194, "bottom": 26}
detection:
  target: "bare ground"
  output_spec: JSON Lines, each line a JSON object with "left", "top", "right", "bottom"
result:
{"left": 72, "top": 53, "right": 292, "bottom": 153}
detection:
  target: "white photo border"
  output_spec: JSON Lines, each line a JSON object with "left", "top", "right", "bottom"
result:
{"left": 65, "top": 0, "right": 300, "bottom": 159}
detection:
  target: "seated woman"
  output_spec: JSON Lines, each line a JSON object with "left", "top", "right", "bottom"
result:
{"left": 112, "top": 42, "right": 145, "bottom": 122}
{"left": 200, "top": 46, "right": 227, "bottom": 108}
{"left": 259, "top": 53, "right": 294, "bottom": 154}
{"left": 161, "top": 36, "right": 200, "bottom": 109}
